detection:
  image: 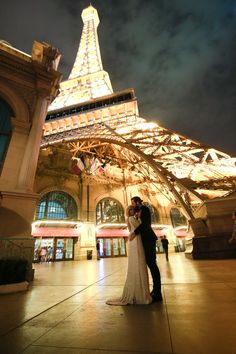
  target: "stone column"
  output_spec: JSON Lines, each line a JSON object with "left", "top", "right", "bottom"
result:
{"left": 17, "top": 96, "right": 50, "bottom": 192}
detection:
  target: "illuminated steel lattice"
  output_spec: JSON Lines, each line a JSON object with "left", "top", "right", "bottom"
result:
{"left": 41, "top": 5, "right": 236, "bottom": 219}
{"left": 49, "top": 5, "right": 113, "bottom": 111}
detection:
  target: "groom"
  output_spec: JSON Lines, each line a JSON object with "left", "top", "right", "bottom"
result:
{"left": 130, "top": 196, "right": 163, "bottom": 302}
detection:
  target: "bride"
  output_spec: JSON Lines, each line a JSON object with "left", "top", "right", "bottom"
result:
{"left": 106, "top": 205, "right": 152, "bottom": 305}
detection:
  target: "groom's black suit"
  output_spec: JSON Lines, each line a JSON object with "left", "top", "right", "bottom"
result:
{"left": 133, "top": 205, "right": 162, "bottom": 298}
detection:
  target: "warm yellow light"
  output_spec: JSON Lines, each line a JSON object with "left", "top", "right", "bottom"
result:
{"left": 115, "top": 127, "right": 132, "bottom": 135}
{"left": 173, "top": 226, "right": 187, "bottom": 232}
{"left": 96, "top": 223, "right": 127, "bottom": 231}
{"left": 115, "top": 122, "right": 158, "bottom": 135}
{"left": 136, "top": 122, "right": 158, "bottom": 130}
{"left": 152, "top": 224, "right": 172, "bottom": 229}
{"left": 32, "top": 220, "right": 83, "bottom": 228}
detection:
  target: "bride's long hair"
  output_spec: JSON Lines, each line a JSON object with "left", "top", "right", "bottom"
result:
{"left": 126, "top": 205, "right": 134, "bottom": 217}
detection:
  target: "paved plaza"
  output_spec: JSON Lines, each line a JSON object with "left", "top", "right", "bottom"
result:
{"left": 0, "top": 252, "right": 236, "bottom": 354}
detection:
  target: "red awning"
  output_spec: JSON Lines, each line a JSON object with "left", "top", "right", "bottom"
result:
{"left": 174, "top": 229, "right": 187, "bottom": 237}
{"left": 153, "top": 227, "right": 170, "bottom": 237}
{"left": 32, "top": 227, "right": 80, "bottom": 238}
{"left": 96, "top": 229, "right": 129, "bottom": 237}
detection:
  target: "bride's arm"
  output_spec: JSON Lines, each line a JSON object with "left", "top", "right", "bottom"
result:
{"left": 128, "top": 217, "right": 140, "bottom": 240}
{"left": 127, "top": 217, "right": 131, "bottom": 232}
{"left": 128, "top": 232, "right": 136, "bottom": 241}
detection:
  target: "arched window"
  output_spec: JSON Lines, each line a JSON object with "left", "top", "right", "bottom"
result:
{"left": 35, "top": 191, "right": 77, "bottom": 220}
{"left": 96, "top": 198, "right": 125, "bottom": 224}
{"left": 170, "top": 207, "right": 187, "bottom": 228}
{"left": 143, "top": 203, "right": 160, "bottom": 223}
{"left": 0, "top": 99, "right": 14, "bottom": 171}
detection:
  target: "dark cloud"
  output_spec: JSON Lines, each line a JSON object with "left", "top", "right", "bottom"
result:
{"left": 1, "top": 0, "right": 236, "bottom": 154}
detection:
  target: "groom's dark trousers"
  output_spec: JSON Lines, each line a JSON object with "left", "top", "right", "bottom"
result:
{"left": 134, "top": 205, "right": 162, "bottom": 296}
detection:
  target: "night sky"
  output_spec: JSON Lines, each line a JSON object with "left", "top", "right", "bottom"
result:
{"left": 1, "top": 0, "right": 236, "bottom": 154}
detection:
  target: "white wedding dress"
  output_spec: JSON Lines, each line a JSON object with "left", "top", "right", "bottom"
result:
{"left": 106, "top": 216, "right": 152, "bottom": 305}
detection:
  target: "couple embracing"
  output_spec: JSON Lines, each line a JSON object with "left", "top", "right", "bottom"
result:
{"left": 106, "top": 196, "right": 162, "bottom": 305}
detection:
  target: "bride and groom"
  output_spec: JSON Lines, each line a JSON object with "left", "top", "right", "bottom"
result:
{"left": 106, "top": 196, "right": 162, "bottom": 305}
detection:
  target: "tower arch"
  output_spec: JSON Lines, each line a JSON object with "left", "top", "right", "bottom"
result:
{"left": 42, "top": 133, "right": 200, "bottom": 220}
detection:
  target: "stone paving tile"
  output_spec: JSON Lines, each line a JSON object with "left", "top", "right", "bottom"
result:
{"left": 0, "top": 254, "right": 235, "bottom": 354}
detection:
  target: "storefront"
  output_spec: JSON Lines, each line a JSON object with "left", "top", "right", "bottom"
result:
{"left": 96, "top": 229, "right": 128, "bottom": 257}
{"left": 32, "top": 226, "right": 80, "bottom": 262}
{"left": 153, "top": 225, "right": 173, "bottom": 253}
{"left": 173, "top": 226, "right": 188, "bottom": 252}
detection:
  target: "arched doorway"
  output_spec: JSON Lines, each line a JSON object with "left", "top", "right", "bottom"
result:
{"left": 33, "top": 191, "right": 78, "bottom": 262}
{"left": 96, "top": 198, "right": 126, "bottom": 257}
{"left": 170, "top": 207, "right": 187, "bottom": 252}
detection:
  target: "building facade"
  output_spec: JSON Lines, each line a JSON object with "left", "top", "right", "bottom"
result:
{"left": 0, "top": 40, "right": 62, "bottom": 277}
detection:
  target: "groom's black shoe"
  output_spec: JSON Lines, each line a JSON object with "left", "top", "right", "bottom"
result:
{"left": 151, "top": 293, "right": 163, "bottom": 303}
{"left": 150, "top": 290, "right": 162, "bottom": 297}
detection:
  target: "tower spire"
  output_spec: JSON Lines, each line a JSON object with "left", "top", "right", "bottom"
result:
{"left": 69, "top": 5, "right": 102, "bottom": 79}
{"left": 49, "top": 4, "right": 113, "bottom": 111}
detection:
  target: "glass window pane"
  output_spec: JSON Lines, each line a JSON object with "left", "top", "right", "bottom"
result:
{"left": 35, "top": 191, "right": 77, "bottom": 220}
{"left": 65, "top": 239, "right": 73, "bottom": 259}
{"left": 105, "top": 239, "right": 111, "bottom": 256}
{"left": 96, "top": 198, "right": 125, "bottom": 225}
{"left": 119, "top": 238, "right": 126, "bottom": 255}
{"left": 98, "top": 239, "right": 104, "bottom": 257}
{"left": 170, "top": 208, "right": 187, "bottom": 227}
{"left": 34, "top": 239, "right": 42, "bottom": 261}
{"left": 55, "top": 239, "right": 64, "bottom": 260}
{"left": 0, "top": 99, "right": 13, "bottom": 165}
{"left": 113, "top": 239, "right": 119, "bottom": 256}
{"left": 0, "top": 136, "right": 9, "bottom": 160}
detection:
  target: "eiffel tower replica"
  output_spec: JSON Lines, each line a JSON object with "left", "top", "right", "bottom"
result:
{"left": 39, "top": 4, "right": 236, "bottom": 258}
